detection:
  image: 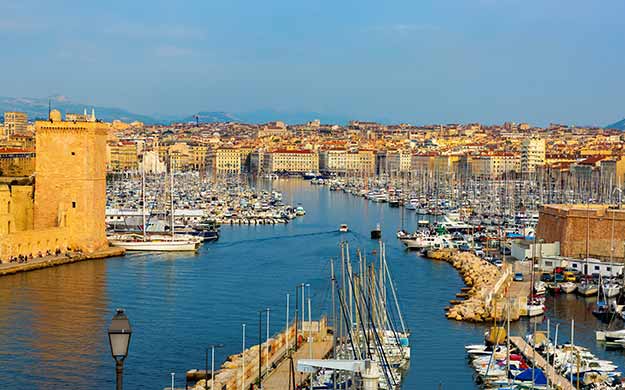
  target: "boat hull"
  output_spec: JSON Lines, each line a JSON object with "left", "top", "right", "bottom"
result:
{"left": 109, "top": 239, "right": 199, "bottom": 251}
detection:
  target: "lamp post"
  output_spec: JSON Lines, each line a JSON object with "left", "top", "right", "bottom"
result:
{"left": 206, "top": 344, "right": 224, "bottom": 390}
{"left": 108, "top": 308, "right": 132, "bottom": 390}
{"left": 258, "top": 309, "right": 263, "bottom": 389}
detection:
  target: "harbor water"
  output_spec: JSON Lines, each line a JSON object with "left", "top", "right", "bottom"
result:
{"left": 1, "top": 178, "right": 623, "bottom": 389}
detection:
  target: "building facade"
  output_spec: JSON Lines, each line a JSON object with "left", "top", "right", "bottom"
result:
{"left": 521, "top": 137, "right": 546, "bottom": 173}
{"left": 263, "top": 150, "right": 319, "bottom": 172}
{"left": 3, "top": 112, "right": 28, "bottom": 137}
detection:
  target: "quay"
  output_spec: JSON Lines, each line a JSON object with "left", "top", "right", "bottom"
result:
{"left": 0, "top": 246, "right": 125, "bottom": 277}
{"left": 187, "top": 318, "right": 333, "bottom": 390}
{"left": 510, "top": 336, "right": 575, "bottom": 390}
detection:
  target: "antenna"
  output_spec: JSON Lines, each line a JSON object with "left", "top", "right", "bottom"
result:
{"left": 48, "top": 99, "right": 51, "bottom": 119}
{"left": 194, "top": 114, "right": 199, "bottom": 127}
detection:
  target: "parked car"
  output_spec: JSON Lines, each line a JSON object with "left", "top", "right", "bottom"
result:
{"left": 563, "top": 271, "right": 577, "bottom": 282}
{"left": 514, "top": 272, "right": 524, "bottom": 281}
{"left": 554, "top": 274, "right": 565, "bottom": 282}
{"left": 541, "top": 273, "right": 553, "bottom": 282}
{"left": 494, "top": 260, "right": 503, "bottom": 268}
{"left": 459, "top": 244, "right": 471, "bottom": 252}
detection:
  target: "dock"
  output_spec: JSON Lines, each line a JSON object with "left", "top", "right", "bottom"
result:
{"left": 263, "top": 338, "right": 333, "bottom": 390}
{"left": 510, "top": 336, "right": 575, "bottom": 390}
{"left": 186, "top": 318, "right": 333, "bottom": 390}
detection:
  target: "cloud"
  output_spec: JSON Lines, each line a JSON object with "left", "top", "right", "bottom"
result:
{"left": 154, "top": 45, "right": 193, "bottom": 58}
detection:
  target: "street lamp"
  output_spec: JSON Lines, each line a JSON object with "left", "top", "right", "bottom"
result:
{"left": 206, "top": 344, "right": 224, "bottom": 390}
{"left": 108, "top": 308, "right": 132, "bottom": 390}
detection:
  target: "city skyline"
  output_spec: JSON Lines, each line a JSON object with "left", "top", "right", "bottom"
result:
{"left": 2, "top": 0, "right": 625, "bottom": 126}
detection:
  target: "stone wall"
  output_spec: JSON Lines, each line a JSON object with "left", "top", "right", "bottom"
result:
{"left": 536, "top": 204, "right": 625, "bottom": 259}
{"left": 0, "top": 226, "right": 74, "bottom": 259}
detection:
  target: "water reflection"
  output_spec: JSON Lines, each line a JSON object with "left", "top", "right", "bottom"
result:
{"left": 0, "top": 260, "right": 109, "bottom": 388}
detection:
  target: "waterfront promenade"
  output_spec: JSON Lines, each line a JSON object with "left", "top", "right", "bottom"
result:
{"left": 0, "top": 246, "right": 125, "bottom": 276}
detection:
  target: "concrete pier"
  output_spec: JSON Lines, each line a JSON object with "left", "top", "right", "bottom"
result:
{"left": 0, "top": 246, "right": 125, "bottom": 276}
{"left": 510, "top": 336, "right": 575, "bottom": 390}
{"left": 263, "top": 338, "right": 333, "bottom": 390}
{"left": 188, "top": 318, "right": 332, "bottom": 390}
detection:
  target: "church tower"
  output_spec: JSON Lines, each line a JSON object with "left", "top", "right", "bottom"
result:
{"left": 33, "top": 109, "right": 108, "bottom": 252}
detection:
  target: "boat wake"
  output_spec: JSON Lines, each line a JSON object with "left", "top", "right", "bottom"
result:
{"left": 215, "top": 230, "right": 339, "bottom": 247}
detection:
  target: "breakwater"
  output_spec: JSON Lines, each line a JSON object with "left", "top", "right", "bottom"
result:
{"left": 443, "top": 252, "right": 506, "bottom": 322}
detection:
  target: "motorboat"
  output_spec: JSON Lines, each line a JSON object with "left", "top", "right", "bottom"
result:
{"left": 371, "top": 224, "right": 382, "bottom": 239}
{"left": 602, "top": 282, "right": 621, "bottom": 298}
{"left": 578, "top": 281, "right": 599, "bottom": 297}
{"left": 534, "top": 281, "right": 546, "bottom": 296}
{"left": 546, "top": 282, "right": 561, "bottom": 294}
{"left": 561, "top": 281, "right": 577, "bottom": 294}
{"left": 402, "top": 234, "right": 448, "bottom": 251}
{"left": 396, "top": 230, "right": 414, "bottom": 240}
{"left": 339, "top": 224, "right": 349, "bottom": 233}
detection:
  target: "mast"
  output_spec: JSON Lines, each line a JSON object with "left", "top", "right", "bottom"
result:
{"left": 170, "top": 158, "right": 175, "bottom": 238}
{"left": 142, "top": 163, "right": 147, "bottom": 241}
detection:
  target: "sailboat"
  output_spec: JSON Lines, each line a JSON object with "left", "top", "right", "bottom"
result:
{"left": 109, "top": 162, "right": 201, "bottom": 252}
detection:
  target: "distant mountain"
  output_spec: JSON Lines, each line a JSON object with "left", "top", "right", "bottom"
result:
{"left": 0, "top": 95, "right": 160, "bottom": 124}
{"left": 0, "top": 95, "right": 354, "bottom": 125}
{"left": 235, "top": 109, "right": 351, "bottom": 125}
{"left": 606, "top": 118, "right": 625, "bottom": 130}
{"left": 179, "top": 111, "right": 242, "bottom": 123}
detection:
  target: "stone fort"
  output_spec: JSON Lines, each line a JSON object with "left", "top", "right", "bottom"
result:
{"left": 0, "top": 109, "right": 108, "bottom": 262}
{"left": 536, "top": 204, "right": 625, "bottom": 260}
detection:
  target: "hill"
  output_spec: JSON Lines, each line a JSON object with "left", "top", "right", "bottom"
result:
{"left": 0, "top": 95, "right": 159, "bottom": 124}
{"left": 606, "top": 118, "right": 625, "bottom": 130}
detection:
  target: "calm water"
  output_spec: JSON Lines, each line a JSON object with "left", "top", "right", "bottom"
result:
{"left": 0, "top": 179, "right": 622, "bottom": 389}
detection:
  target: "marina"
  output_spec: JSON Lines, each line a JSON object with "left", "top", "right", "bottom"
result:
{"left": 2, "top": 178, "right": 625, "bottom": 389}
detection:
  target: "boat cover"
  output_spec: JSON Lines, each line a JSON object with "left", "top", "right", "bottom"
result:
{"left": 513, "top": 368, "right": 547, "bottom": 385}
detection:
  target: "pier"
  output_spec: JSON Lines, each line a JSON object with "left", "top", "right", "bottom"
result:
{"left": 187, "top": 318, "right": 333, "bottom": 390}
{"left": 263, "top": 338, "right": 333, "bottom": 390}
{"left": 510, "top": 336, "right": 575, "bottom": 390}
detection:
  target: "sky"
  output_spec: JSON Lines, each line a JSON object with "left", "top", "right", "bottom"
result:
{"left": 1, "top": 0, "right": 624, "bottom": 126}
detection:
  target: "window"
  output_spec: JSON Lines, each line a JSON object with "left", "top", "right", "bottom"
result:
{"left": 72, "top": 202, "right": 76, "bottom": 208}
{"left": 545, "top": 261, "right": 553, "bottom": 267}
{"left": 607, "top": 267, "right": 612, "bottom": 271}
{"left": 71, "top": 152, "right": 75, "bottom": 156}
{"left": 594, "top": 265, "right": 600, "bottom": 271}
{"left": 572, "top": 263, "right": 578, "bottom": 268}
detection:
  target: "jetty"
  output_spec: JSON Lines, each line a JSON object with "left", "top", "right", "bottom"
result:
{"left": 443, "top": 252, "right": 507, "bottom": 322}
{"left": 510, "top": 336, "right": 575, "bottom": 390}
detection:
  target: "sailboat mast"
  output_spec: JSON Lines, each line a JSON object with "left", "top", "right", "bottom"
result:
{"left": 171, "top": 159, "right": 175, "bottom": 238}
{"left": 142, "top": 164, "right": 146, "bottom": 241}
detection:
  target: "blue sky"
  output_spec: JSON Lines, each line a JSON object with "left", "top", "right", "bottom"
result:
{"left": 1, "top": 0, "right": 624, "bottom": 126}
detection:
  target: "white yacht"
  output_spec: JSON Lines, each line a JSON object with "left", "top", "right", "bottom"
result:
{"left": 108, "top": 165, "right": 203, "bottom": 252}
{"left": 109, "top": 233, "right": 201, "bottom": 251}
{"left": 402, "top": 234, "right": 448, "bottom": 250}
